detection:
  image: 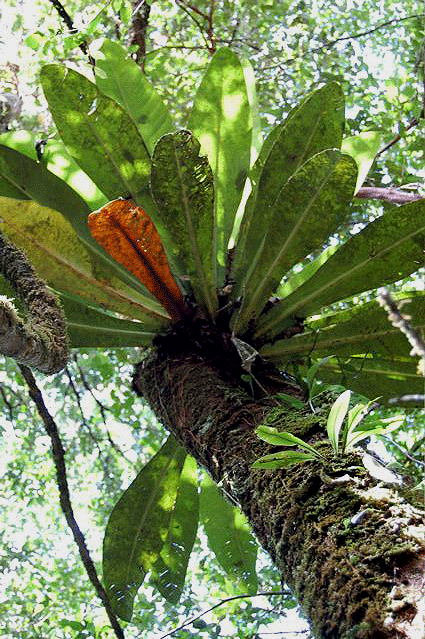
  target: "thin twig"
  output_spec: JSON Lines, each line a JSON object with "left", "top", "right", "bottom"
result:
{"left": 175, "top": 0, "right": 212, "bottom": 52}
{"left": 74, "top": 356, "right": 108, "bottom": 424}
{"left": 145, "top": 44, "right": 210, "bottom": 55}
{"left": 176, "top": 0, "right": 208, "bottom": 20}
{"left": 381, "top": 435, "right": 425, "bottom": 468}
{"left": 144, "top": 40, "right": 262, "bottom": 56}
{"left": 64, "top": 364, "right": 106, "bottom": 458}
{"left": 65, "top": 364, "right": 90, "bottom": 429}
{"left": 315, "top": 13, "right": 425, "bottom": 50}
{"left": 227, "top": 17, "right": 241, "bottom": 46}
{"left": 261, "top": 13, "right": 425, "bottom": 71}
{"left": 73, "top": 356, "right": 127, "bottom": 456}
{"left": 216, "top": 37, "right": 262, "bottom": 52}
{"left": 158, "top": 590, "right": 289, "bottom": 639}
{"left": 49, "top": 0, "right": 95, "bottom": 67}
{"left": 375, "top": 115, "right": 423, "bottom": 157}
{"left": 18, "top": 364, "right": 125, "bottom": 639}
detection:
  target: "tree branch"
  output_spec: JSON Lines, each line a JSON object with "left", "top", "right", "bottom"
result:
{"left": 207, "top": 0, "right": 216, "bottom": 54}
{"left": 49, "top": 0, "right": 95, "bottom": 67}
{"left": 130, "top": 1, "right": 151, "bottom": 69}
{"left": 355, "top": 186, "right": 425, "bottom": 205}
{"left": 159, "top": 590, "right": 289, "bottom": 639}
{"left": 0, "top": 232, "right": 69, "bottom": 374}
{"left": 377, "top": 289, "right": 425, "bottom": 375}
{"left": 376, "top": 115, "right": 423, "bottom": 157}
{"left": 137, "top": 352, "right": 425, "bottom": 637}
{"left": 316, "top": 13, "right": 425, "bottom": 51}
{"left": 17, "top": 364, "right": 125, "bottom": 639}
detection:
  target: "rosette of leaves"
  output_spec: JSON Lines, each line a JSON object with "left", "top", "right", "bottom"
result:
{"left": 1, "top": 41, "right": 424, "bottom": 620}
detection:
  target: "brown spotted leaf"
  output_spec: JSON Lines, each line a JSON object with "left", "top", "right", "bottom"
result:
{"left": 88, "top": 199, "right": 186, "bottom": 321}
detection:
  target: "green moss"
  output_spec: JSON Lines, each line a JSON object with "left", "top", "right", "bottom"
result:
{"left": 259, "top": 400, "right": 323, "bottom": 439}
{"left": 136, "top": 342, "right": 425, "bottom": 638}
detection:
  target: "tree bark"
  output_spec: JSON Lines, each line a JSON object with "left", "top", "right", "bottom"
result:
{"left": 0, "top": 232, "right": 68, "bottom": 373}
{"left": 133, "top": 333, "right": 425, "bottom": 639}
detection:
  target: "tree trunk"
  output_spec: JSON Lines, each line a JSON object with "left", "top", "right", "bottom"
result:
{"left": 133, "top": 330, "right": 425, "bottom": 639}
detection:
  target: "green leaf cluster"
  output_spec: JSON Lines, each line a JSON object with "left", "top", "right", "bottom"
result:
{"left": 253, "top": 426, "right": 324, "bottom": 469}
{"left": 103, "top": 435, "right": 257, "bottom": 620}
{"left": 0, "top": 40, "right": 423, "bottom": 406}
{"left": 254, "top": 390, "right": 403, "bottom": 469}
{"left": 0, "top": 37, "right": 424, "bottom": 622}
{"left": 326, "top": 390, "right": 403, "bottom": 454}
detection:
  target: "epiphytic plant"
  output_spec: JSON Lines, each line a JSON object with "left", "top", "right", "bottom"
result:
{"left": 0, "top": 40, "right": 424, "bottom": 620}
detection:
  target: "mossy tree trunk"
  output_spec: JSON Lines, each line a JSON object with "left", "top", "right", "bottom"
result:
{"left": 133, "top": 339, "right": 425, "bottom": 639}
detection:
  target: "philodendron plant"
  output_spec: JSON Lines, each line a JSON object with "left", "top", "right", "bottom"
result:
{"left": 0, "top": 41, "right": 424, "bottom": 620}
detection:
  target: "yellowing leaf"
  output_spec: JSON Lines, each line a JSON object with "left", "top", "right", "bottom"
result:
{"left": 0, "top": 196, "right": 166, "bottom": 324}
{"left": 88, "top": 199, "right": 186, "bottom": 321}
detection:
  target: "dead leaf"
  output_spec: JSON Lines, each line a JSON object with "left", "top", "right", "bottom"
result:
{"left": 88, "top": 199, "right": 186, "bottom": 321}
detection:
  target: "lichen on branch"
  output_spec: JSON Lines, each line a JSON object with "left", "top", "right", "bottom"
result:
{"left": 0, "top": 231, "right": 68, "bottom": 374}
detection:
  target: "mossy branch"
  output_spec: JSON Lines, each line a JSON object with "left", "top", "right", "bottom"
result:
{"left": 0, "top": 232, "right": 68, "bottom": 374}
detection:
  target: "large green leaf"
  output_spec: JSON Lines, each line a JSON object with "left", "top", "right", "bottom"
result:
{"left": 103, "top": 435, "right": 187, "bottom": 621}
{"left": 151, "top": 130, "right": 217, "bottom": 318}
{"left": 187, "top": 48, "right": 254, "bottom": 269}
{"left": 252, "top": 450, "right": 317, "bottom": 469}
{"left": 0, "top": 130, "right": 107, "bottom": 210}
{"left": 260, "top": 293, "right": 425, "bottom": 362}
{"left": 151, "top": 455, "right": 199, "bottom": 604}
{"left": 0, "top": 197, "right": 168, "bottom": 324}
{"left": 341, "top": 130, "right": 382, "bottom": 193}
{"left": 277, "top": 244, "right": 341, "bottom": 298}
{"left": 95, "top": 39, "right": 175, "bottom": 155}
{"left": 256, "top": 426, "right": 319, "bottom": 454}
{"left": 0, "top": 143, "right": 160, "bottom": 299}
{"left": 256, "top": 199, "right": 425, "bottom": 339}
{"left": 316, "top": 356, "right": 424, "bottom": 405}
{"left": 231, "top": 150, "right": 357, "bottom": 335}
{"left": 40, "top": 64, "right": 154, "bottom": 212}
{"left": 233, "top": 82, "right": 345, "bottom": 292}
{"left": 0, "top": 143, "right": 93, "bottom": 226}
{"left": 200, "top": 473, "right": 258, "bottom": 594}
{"left": 60, "top": 292, "right": 157, "bottom": 348}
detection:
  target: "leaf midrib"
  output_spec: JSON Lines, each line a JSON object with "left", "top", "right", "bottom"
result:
{"left": 258, "top": 219, "right": 425, "bottom": 336}
{"left": 241, "top": 153, "right": 337, "bottom": 324}
{"left": 261, "top": 321, "right": 425, "bottom": 356}
{"left": 173, "top": 139, "right": 215, "bottom": 318}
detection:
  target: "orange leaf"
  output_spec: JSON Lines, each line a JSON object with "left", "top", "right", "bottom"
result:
{"left": 88, "top": 199, "right": 186, "bottom": 321}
